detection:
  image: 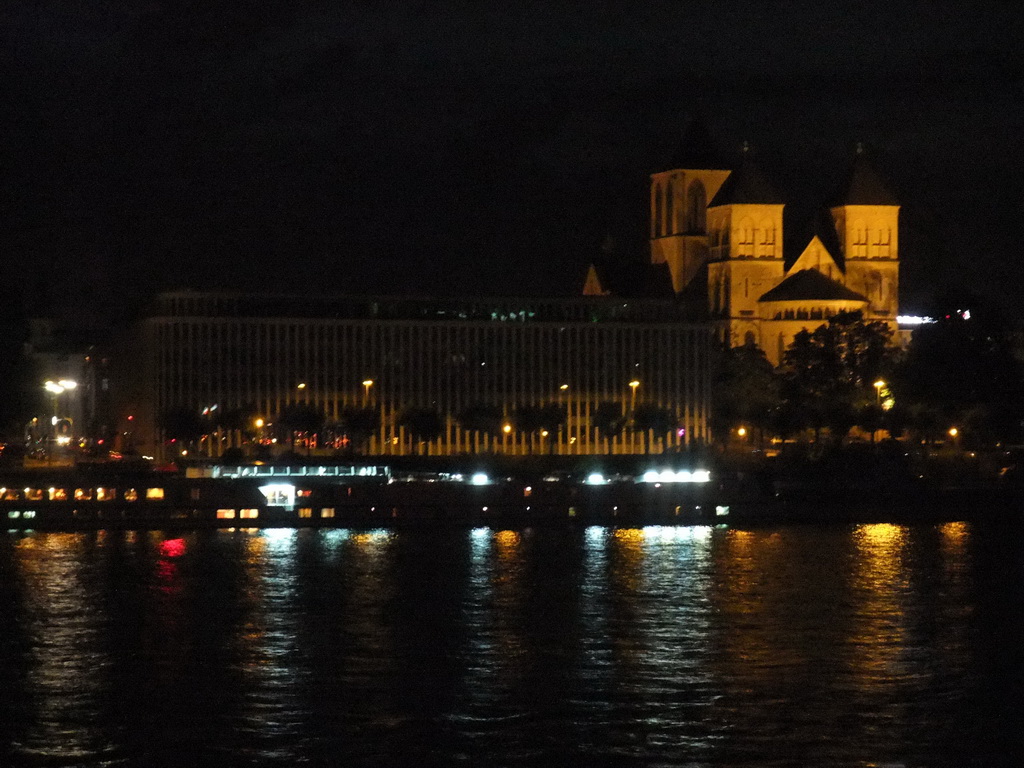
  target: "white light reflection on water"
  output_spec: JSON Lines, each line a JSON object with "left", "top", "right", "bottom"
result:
{"left": 10, "top": 533, "right": 118, "bottom": 765}
{"left": 227, "top": 527, "right": 310, "bottom": 762}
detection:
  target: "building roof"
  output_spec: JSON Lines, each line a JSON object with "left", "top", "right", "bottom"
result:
{"left": 663, "top": 119, "right": 730, "bottom": 171}
{"left": 829, "top": 149, "right": 899, "bottom": 206}
{"left": 784, "top": 208, "right": 845, "bottom": 271}
{"left": 708, "top": 153, "right": 784, "bottom": 207}
{"left": 758, "top": 269, "right": 867, "bottom": 303}
{"left": 586, "top": 259, "right": 676, "bottom": 299}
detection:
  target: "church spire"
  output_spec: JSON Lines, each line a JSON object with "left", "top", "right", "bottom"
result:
{"left": 830, "top": 146, "right": 899, "bottom": 207}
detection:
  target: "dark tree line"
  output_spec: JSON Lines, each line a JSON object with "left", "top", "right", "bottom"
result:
{"left": 714, "top": 305, "right": 1024, "bottom": 448}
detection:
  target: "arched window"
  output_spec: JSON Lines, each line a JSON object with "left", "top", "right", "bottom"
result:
{"left": 653, "top": 184, "right": 663, "bottom": 237}
{"left": 665, "top": 179, "right": 675, "bottom": 235}
{"left": 686, "top": 180, "right": 706, "bottom": 233}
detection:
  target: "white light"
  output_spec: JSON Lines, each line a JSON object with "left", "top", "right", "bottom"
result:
{"left": 259, "top": 483, "right": 296, "bottom": 507}
{"left": 586, "top": 472, "right": 607, "bottom": 485}
{"left": 897, "top": 315, "right": 935, "bottom": 326}
{"left": 470, "top": 473, "right": 490, "bottom": 486}
{"left": 640, "top": 469, "right": 711, "bottom": 483}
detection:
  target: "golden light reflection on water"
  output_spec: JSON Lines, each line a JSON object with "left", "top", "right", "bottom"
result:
{"left": 849, "top": 523, "right": 910, "bottom": 681}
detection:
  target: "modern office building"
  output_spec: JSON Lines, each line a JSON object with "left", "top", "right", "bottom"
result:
{"left": 120, "top": 292, "right": 711, "bottom": 458}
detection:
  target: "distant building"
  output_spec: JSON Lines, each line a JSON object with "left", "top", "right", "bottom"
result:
{"left": 120, "top": 292, "right": 710, "bottom": 458}
{"left": 585, "top": 123, "right": 900, "bottom": 365}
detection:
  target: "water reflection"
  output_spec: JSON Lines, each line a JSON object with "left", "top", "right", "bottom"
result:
{"left": 0, "top": 520, "right": 1001, "bottom": 767}
{"left": 10, "top": 533, "right": 117, "bottom": 764}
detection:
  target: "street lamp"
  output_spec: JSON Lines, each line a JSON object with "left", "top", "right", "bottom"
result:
{"left": 628, "top": 380, "right": 640, "bottom": 409}
{"left": 43, "top": 379, "right": 77, "bottom": 441}
{"left": 873, "top": 380, "right": 885, "bottom": 407}
{"left": 362, "top": 379, "right": 374, "bottom": 405}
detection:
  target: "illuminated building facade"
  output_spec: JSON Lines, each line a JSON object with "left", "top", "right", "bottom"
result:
{"left": 122, "top": 292, "right": 710, "bottom": 458}
{"left": 586, "top": 124, "right": 901, "bottom": 366}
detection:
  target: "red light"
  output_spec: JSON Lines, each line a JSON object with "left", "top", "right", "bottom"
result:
{"left": 127, "top": 415, "right": 134, "bottom": 421}
{"left": 97, "top": 439, "right": 104, "bottom": 445}
{"left": 159, "top": 538, "right": 186, "bottom": 558}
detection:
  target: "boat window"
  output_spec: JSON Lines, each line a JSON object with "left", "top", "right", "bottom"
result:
{"left": 146, "top": 488, "right": 165, "bottom": 500}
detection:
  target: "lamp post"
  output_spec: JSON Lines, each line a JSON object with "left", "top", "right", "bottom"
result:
{"left": 362, "top": 379, "right": 374, "bottom": 405}
{"left": 43, "top": 379, "right": 77, "bottom": 441}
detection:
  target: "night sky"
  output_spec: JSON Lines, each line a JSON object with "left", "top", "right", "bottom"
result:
{"left": 3, "top": 1, "right": 1023, "bottom": 325}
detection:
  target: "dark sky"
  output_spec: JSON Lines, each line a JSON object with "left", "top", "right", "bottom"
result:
{"left": 3, "top": 1, "right": 1023, "bottom": 324}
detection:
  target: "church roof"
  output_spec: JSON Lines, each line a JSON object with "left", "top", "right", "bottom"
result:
{"left": 664, "top": 120, "right": 729, "bottom": 171}
{"left": 586, "top": 259, "right": 675, "bottom": 299}
{"left": 829, "top": 149, "right": 899, "bottom": 206}
{"left": 758, "top": 269, "right": 867, "bottom": 303}
{"left": 708, "top": 153, "right": 784, "bottom": 207}
{"left": 784, "top": 208, "right": 844, "bottom": 270}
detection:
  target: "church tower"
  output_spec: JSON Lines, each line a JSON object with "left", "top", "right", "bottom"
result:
{"left": 829, "top": 148, "right": 900, "bottom": 325}
{"left": 705, "top": 149, "right": 786, "bottom": 348}
{"left": 649, "top": 121, "right": 732, "bottom": 293}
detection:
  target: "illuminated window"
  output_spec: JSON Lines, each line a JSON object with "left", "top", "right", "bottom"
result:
{"left": 74, "top": 488, "right": 93, "bottom": 501}
{"left": 96, "top": 488, "right": 116, "bottom": 501}
{"left": 239, "top": 509, "right": 259, "bottom": 519}
{"left": 49, "top": 488, "right": 68, "bottom": 501}
{"left": 124, "top": 488, "right": 138, "bottom": 502}
{"left": 320, "top": 507, "right": 335, "bottom": 518}
{"left": 23, "top": 511, "right": 35, "bottom": 519}
{"left": 7, "top": 511, "right": 20, "bottom": 519}
{"left": 216, "top": 509, "right": 236, "bottom": 519}
{"left": 298, "top": 508, "right": 313, "bottom": 518}
{"left": 852, "top": 224, "right": 868, "bottom": 257}
{"left": 25, "top": 488, "right": 44, "bottom": 501}
{"left": 3, "top": 489, "right": 20, "bottom": 501}
{"left": 146, "top": 488, "right": 164, "bottom": 500}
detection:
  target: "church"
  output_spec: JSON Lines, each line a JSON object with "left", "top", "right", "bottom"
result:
{"left": 584, "top": 123, "right": 900, "bottom": 366}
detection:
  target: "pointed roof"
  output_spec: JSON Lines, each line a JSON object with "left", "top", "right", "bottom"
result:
{"left": 784, "top": 208, "right": 844, "bottom": 270}
{"left": 758, "top": 269, "right": 867, "bottom": 303}
{"left": 830, "top": 147, "right": 899, "bottom": 206}
{"left": 584, "top": 260, "right": 675, "bottom": 299}
{"left": 708, "top": 151, "right": 784, "bottom": 207}
{"left": 664, "top": 119, "right": 729, "bottom": 171}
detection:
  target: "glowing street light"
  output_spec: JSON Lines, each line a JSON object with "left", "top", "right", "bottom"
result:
{"left": 362, "top": 379, "right": 374, "bottom": 404}
{"left": 949, "top": 427, "right": 958, "bottom": 438}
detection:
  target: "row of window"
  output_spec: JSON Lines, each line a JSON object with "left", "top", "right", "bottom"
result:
{"left": 213, "top": 507, "right": 337, "bottom": 520}
{"left": 0, "top": 487, "right": 165, "bottom": 502}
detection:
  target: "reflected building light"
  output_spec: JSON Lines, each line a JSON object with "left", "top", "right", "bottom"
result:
{"left": 470, "top": 472, "right": 490, "bottom": 486}
{"left": 585, "top": 472, "right": 607, "bottom": 485}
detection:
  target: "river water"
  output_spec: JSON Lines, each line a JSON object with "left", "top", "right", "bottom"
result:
{"left": 1, "top": 521, "right": 1021, "bottom": 767}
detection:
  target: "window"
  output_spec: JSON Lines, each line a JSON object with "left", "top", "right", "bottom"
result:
{"left": 49, "top": 488, "right": 67, "bottom": 501}
{"left": 124, "top": 488, "right": 138, "bottom": 502}
{"left": 146, "top": 488, "right": 165, "bottom": 500}
{"left": 7, "top": 511, "right": 20, "bottom": 519}
{"left": 74, "top": 488, "right": 93, "bottom": 501}
{"left": 852, "top": 223, "right": 868, "bottom": 257}
{"left": 96, "top": 488, "right": 115, "bottom": 501}
{"left": 216, "top": 509, "right": 236, "bottom": 519}
{"left": 298, "top": 508, "right": 313, "bottom": 518}
{"left": 321, "top": 508, "right": 335, "bottom": 518}
{"left": 239, "top": 509, "right": 259, "bottom": 519}
{"left": 23, "top": 511, "right": 35, "bottom": 519}
{"left": 25, "top": 488, "right": 44, "bottom": 501}
{"left": 3, "top": 489, "right": 20, "bottom": 501}
{"left": 686, "top": 180, "right": 706, "bottom": 233}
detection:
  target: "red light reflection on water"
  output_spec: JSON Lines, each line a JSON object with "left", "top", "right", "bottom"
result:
{"left": 159, "top": 538, "right": 186, "bottom": 558}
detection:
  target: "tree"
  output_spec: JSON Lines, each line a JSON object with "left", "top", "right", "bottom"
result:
{"left": 631, "top": 404, "right": 677, "bottom": 454}
{"left": 457, "top": 404, "right": 505, "bottom": 451}
{"left": 896, "top": 296, "right": 1024, "bottom": 445}
{"left": 398, "top": 407, "right": 444, "bottom": 454}
{"left": 339, "top": 406, "right": 380, "bottom": 454}
{"left": 781, "top": 311, "right": 898, "bottom": 443}
{"left": 276, "top": 403, "right": 325, "bottom": 451}
{"left": 160, "top": 406, "right": 207, "bottom": 451}
{"left": 591, "top": 401, "right": 627, "bottom": 453}
{"left": 711, "top": 344, "right": 781, "bottom": 445}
